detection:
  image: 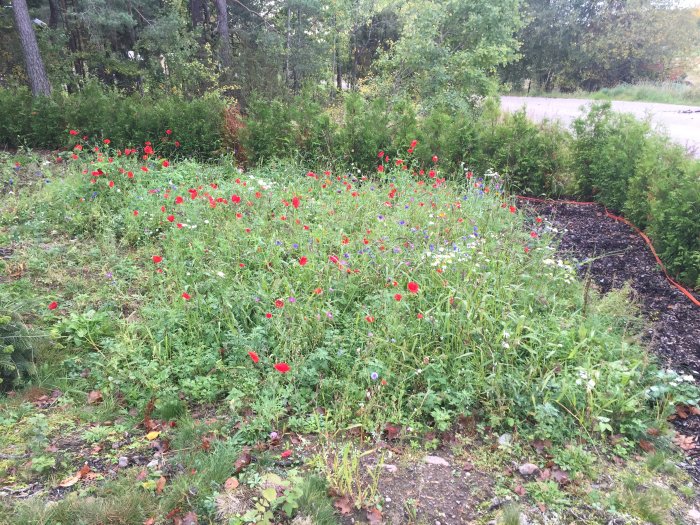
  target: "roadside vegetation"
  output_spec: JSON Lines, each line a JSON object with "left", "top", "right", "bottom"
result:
{"left": 506, "top": 81, "right": 700, "bottom": 107}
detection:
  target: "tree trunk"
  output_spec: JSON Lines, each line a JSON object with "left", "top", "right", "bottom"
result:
{"left": 48, "top": 0, "right": 59, "bottom": 29}
{"left": 285, "top": 2, "right": 291, "bottom": 87}
{"left": 190, "top": 0, "right": 202, "bottom": 28}
{"left": 12, "top": 0, "right": 51, "bottom": 96}
{"left": 215, "top": 0, "right": 233, "bottom": 74}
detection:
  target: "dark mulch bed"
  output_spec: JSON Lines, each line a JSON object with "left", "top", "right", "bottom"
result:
{"left": 519, "top": 200, "right": 700, "bottom": 480}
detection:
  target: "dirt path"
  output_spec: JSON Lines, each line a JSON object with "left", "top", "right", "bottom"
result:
{"left": 520, "top": 199, "right": 700, "bottom": 481}
{"left": 501, "top": 96, "right": 700, "bottom": 157}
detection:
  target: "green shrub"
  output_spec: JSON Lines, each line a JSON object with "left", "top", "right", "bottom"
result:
{"left": 623, "top": 136, "right": 688, "bottom": 230}
{"left": 647, "top": 160, "right": 700, "bottom": 287}
{"left": 479, "top": 109, "right": 573, "bottom": 195}
{"left": 573, "top": 102, "right": 650, "bottom": 210}
{"left": 0, "top": 85, "right": 225, "bottom": 158}
{"left": 242, "top": 91, "right": 335, "bottom": 165}
{"left": 335, "top": 93, "right": 391, "bottom": 171}
{"left": 0, "top": 312, "right": 46, "bottom": 391}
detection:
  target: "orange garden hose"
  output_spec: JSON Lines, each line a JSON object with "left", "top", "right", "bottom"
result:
{"left": 516, "top": 195, "right": 700, "bottom": 308}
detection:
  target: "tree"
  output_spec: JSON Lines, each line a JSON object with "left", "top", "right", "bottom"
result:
{"left": 216, "top": 0, "right": 234, "bottom": 76}
{"left": 503, "top": 0, "right": 700, "bottom": 91}
{"left": 374, "top": 0, "right": 523, "bottom": 108}
{"left": 12, "top": 0, "right": 51, "bottom": 96}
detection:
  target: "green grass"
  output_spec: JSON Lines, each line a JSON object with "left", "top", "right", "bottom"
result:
{"left": 0, "top": 142, "right": 698, "bottom": 523}
{"left": 0, "top": 145, "right": 695, "bottom": 440}
{"left": 508, "top": 81, "right": 700, "bottom": 107}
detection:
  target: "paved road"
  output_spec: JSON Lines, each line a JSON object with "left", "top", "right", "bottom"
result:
{"left": 500, "top": 96, "right": 700, "bottom": 157}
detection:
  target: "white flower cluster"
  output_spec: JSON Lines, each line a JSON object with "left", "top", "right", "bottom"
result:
{"left": 576, "top": 368, "right": 600, "bottom": 392}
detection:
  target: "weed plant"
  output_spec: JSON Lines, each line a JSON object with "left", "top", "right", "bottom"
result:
{"left": 0, "top": 137, "right": 695, "bottom": 446}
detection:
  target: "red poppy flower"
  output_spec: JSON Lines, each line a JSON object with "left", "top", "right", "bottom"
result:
{"left": 275, "top": 299, "right": 284, "bottom": 308}
{"left": 299, "top": 257, "right": 308, "bottom": 266}
{"left": 182, "top": 292, "right": 191, "bottom": 300}
{"left": 166, "top": 129, "right": 172, "bottom": 135}
{"left": 536, "top": 217, "right": 543, "bottom": 224}
{"left": 133, "top": 210, "right": 139, "bottom": 216}
{"left": 127, "top": 171, "right": 134, "bottom": 178}
{"left": 108, "top": 180, "right": 115, "bottom": 188}
{"left": 69, "top": 129, "right": 78, "bottom": 136}
{"left": 265, "top": 312, "right": 272, "bottom": 319}
{"left": 407, "top": 281, "right": 419, "bottom": 293}
{"left": 167, "top": 215, "right": 175, "bottom": 222}
{"left": 313, "top": 288, "right": 323, "bottom": 295}
{"left": 292, "top": 196, "right": 300, "bottom": 209}
{"left": 365, "top": 315, "right": 375, "bottom": 323}
{"left": 274, "top": 363, "right": 290, "bottom": 373}
{"left": 377, "top": 165, "right": 384, "bottom": 173}
{"left": 175, "top": 196, "right": 183, "bottom": 204}
{"left": 144, "top": 146, "right": 153, "bottom": 155}
{"left": 378, "top": 151, "right": 384, "bottom": 158}
{"left": 231, "top": 194, "right": 241, "bottom": 204}
{"left": 530, "top": 231, "right": 538, "bottom": 238}
{"left": 394, "top": 294, "right": 402, "bottom": 301}
{"left": 248, "top": 351, "right": 259, "bottom": 363}
{"left": 152, "top": 255, "right": 162, "bottom": 263}
{"left": 162, "top": 160, "right": 169, "bottom": 168}
{"left": 432, "top": 155, "right": 438, "bottom": 163}
{"left": 48, "top": 301, "right": 58, "bottom": 310}
{"left": 281, "top": 450, "right": 292, "bottom": 458}
{"left": 417, "top": 313, "right": 424, "bottom": 319}
{"left": 509, "top": 205, "right": 516, "bottom": 213}
{"left": 103, "top": 139, "right": 110, "bottom": 145}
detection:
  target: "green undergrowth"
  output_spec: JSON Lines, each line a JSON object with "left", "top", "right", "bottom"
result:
{"left": 1, "top": 148, "right": 696, "bottom": 441}
{"left": 0, "top": 148, "right": 698, "bottom": 522}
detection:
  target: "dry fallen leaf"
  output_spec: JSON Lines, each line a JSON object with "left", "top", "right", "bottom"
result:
{"left": 532, "top": 438, "right": 551, "bottom": 454}
{"left": 551, "top": 468, "right": 569, "bottom": 485}
{"left": 181, "top": 511, "right": 199, "bottom": 525}
{"left": 513, "top": 484, "right": 526, "bottom": 496}
{"left": 366, "top": 507, "right": 383, "bottom": 524}
{"left": 155, "top": 475, "right": 167, "bottom": 495}
{"left": 57, "top": 473, "right": 81, "bottom": 488}
{"left": 673, "top": 433, "right": 697, "bottom": 452}
{"left": 384, "top": 423, "right": 402, "bottom": 441}
{"left": 224, "top": 477, "right": 239, "bottom": 492}
{"left": 58, "top": 463, "right": 91, "bottom": 488}
{"left": 87, "top": 390, "right": 103, "bottom": 405}
{"left": 639, "top": 439, "right": 655, "bottom": 453}
{"left": 334, "top": 495, "right": 353, "bottom": 515}
{"left": 145, "top": 431, "right": 161, "bottom": 441}
{"left": 136, "top": 469, "right": 148, "bottom": 481}
{"left": 143, "top": 519, "right": 155, "bottom": 525}
{"left": 233, "top": 448, "right": 252, "bottom": 474}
